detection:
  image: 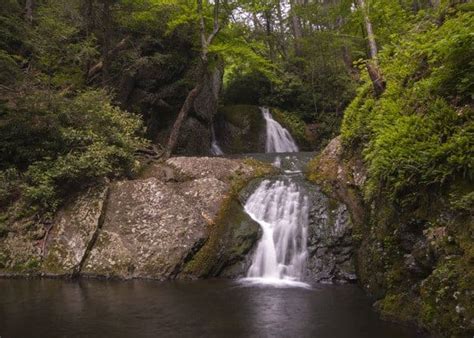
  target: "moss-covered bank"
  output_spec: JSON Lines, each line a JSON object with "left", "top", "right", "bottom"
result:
{"left": 307, "top": 5, "right": 473, "bottom": 336}
{"left": 307, "top": 138, "right": 473, "bottom": 337}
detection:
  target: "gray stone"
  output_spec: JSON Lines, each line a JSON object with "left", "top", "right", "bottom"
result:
{"left": 43, "top": 185, "right": 109, "bottom": 275}
{"left": 74, "top": 157, "right": 266, "bottom": 280}
{"left": 303, "top": 180, "right": 356, "bottom": 283}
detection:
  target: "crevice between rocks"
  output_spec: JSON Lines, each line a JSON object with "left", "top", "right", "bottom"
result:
{"left": 71, "top": 186, "right": 111, "bottom": 278}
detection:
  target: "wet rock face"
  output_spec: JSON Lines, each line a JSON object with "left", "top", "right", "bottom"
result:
{"left": 307, "top": 136, "right": 474, "bottom": 336}
{"left": 305, "top": 184, "right": 356, "bottom": 283}
{"left": 239, "top": 175, "right": 356, "bottom": 284}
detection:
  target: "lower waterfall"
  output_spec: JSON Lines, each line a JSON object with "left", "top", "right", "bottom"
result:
{"left": 241, "top": 178, "right": 310, "bottom": 287}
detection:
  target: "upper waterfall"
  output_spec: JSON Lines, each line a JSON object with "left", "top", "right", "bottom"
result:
{"left": 262, "top": 107, "right": 299, "bottom": 153}
{"left": 210, "top": 125, "right": 224, "bottom": 155}
{"left": 242, "top": 178, "right": 310, "bottom": 287}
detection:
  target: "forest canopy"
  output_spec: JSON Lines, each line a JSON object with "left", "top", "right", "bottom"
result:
{"left": 0, "top": 0, "right": 472, "bottom": 220}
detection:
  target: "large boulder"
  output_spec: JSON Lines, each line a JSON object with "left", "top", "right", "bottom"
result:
{"left": 174, "top": 117, "right": 211, "bottom": 156}
{"left": 194, "top": 64, "right": 223, "bottom": 122}
{"left": 1, "top": 157, "right": 271, "bottom": 280}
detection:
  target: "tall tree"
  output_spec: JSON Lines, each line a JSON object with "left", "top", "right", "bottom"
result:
{"left": 290, "top": 0, "right": 303, "bottom": 56}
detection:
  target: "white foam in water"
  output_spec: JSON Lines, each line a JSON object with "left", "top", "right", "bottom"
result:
{"left": 240, "top": 179, "right": 310, "bottom": 288}
{"left": 261, "top": 107, "right": 299, "bottom": 153}
{"left": 272, "top": 156, "right": 281, "bottom": 168}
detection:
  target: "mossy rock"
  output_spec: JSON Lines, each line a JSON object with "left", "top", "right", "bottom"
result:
{"left": 181, "top": 197, "right": 260, "bottom": 278}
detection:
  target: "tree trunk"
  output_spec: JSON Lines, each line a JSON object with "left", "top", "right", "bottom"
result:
{"left": 101, "top": 0, "right": 112, "bottom": 86}
{"left": 357, "top": 0, "right": 386, "bottom": 96}
{"left": 25, "top": 0, "right": 34, "bottom": 24}
{"left": 275, "top": 0, "right": 287, "bottom": 59}
{"left": 82, "top": 0, "right": 95, "bottom": 34}
{"left": 357, "top": 0, "right": 377, "bottom": 59}
{"left": 164, "top": 85, "right": 202, "bottom": 158}
{"left": 367, "top": 61, "right": 385, "bottom": 96}
{"left": 87, "top": 37, "right": 130, "bottom": 80}
{"left": 264, "top": 10, "right": 275, "bottom": 62}
{"left": 290, "top": 0, "right": 303, "bottom": 56}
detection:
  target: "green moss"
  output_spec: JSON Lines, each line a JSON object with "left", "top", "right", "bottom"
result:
{"left": 220, "top": 105, "right": 262, "bottom": 128}
{"left": 0, "top": 251, "right": 6, "bottom": 269}
{"left": 42, "top": 244, "right": 69, "bottom": 274}
{"left": 305, "top": 154, "right": 337, "bottom": 197}
{"left": 376, "top": 293, "right": 421, "bottom": 324}
{"left": 183, "top": 158, "right": 273, "bottom": 277}
{"left": 183, "top": 196, "right": 239, "bottom": 276}
{"left": 0, "top": 223, "right": 8, "bottom": 238}
{"left": 10, "top": 257, "right": 41, "bottom": 273}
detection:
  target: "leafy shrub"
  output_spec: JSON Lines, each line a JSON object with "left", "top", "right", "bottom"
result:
{"left": 0, "top": 89, "right": 146, "bottom": 216}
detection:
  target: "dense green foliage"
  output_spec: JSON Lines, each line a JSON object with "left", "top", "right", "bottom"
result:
{"left": 333, "top": 3, "right": 474, "bottom": 335}
{"left": 341, "top": 4, "right": 473, "bottom": 205}
{"left": 0, "top": 90, "right": 145, "bottom": 216}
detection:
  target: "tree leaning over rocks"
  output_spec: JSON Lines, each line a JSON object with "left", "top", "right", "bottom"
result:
{"left": 165, "top": 0, "right": 223, "bottom": 159}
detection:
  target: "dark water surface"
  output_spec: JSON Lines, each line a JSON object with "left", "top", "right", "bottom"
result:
{"left": 0, "top": 279, "right": 427, "bottom": 338}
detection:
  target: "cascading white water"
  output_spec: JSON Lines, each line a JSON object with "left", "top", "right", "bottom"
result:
{"left": 261, "top": 107, "right": 299, "bottom": 153}
{"left": 242, "top": 179, "right": 310, "bottom": 287}
{"left": 210, "top": 125, "right": 224, "bottom": 156}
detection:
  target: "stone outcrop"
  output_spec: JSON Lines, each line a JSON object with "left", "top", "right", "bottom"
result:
{"left": 305, "top": 183, "right": 356, "bottom": 283}
{"left": 0, "top": 157, "right": 273, "bottom": 280}
{"left": 152, "top": 64, "right": 223, "bottom": 156}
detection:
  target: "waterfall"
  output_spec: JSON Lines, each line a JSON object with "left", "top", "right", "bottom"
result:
{"left": 210, "top": 125, "right": 224, "bottom": 156}
{"left": 261, "top": 107, "right": 299, "bottom": 153}
{"left": 242, "top": 179, "right": 310, "bottom": 287}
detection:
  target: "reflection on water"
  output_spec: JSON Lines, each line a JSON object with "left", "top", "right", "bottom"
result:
{"left": 0, "top": 279, "right": 427, "bottom": 338}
